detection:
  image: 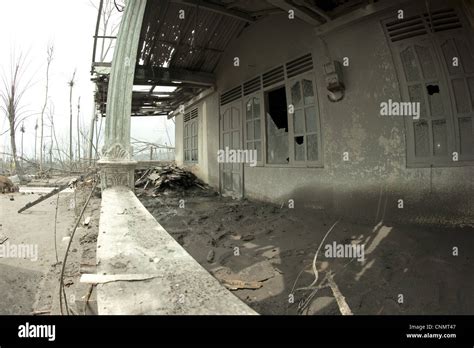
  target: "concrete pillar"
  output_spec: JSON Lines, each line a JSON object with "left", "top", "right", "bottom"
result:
{"left": 98, "top": 0, "right": 147, "bottom": 190}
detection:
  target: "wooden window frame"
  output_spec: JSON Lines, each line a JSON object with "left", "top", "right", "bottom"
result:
{"left": 183, "top": 109, "right": 198, "bottom": 163}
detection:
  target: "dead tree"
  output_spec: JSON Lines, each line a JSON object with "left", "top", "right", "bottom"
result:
{"left": 39, "top": 45, "right": 54, "bottom": 171}
{"left": 68, "top": 70, "right": 76, "bottom": 169}
{"left": 0, "top": 54, "right": 32, "bottom": 176}
{"left": 20, "top": 123, "right": 25, "bottom": 164}
{"left": 34, "top": 119, "right": 38, "bottom": 161}
{"left": 77, "top": 96, "right": 81, "bottom": 165}
{"left": 89, "top": 0, "right": 122, "bottom": 61}
{"left": 47, "top": 102, "right": 64, "bottom": 168}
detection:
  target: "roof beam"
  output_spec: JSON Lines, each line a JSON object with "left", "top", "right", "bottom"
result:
{"left": 293, "top": 0, "right": 330, "bottom": 22}
{"left": 266, "top": 0, "right": 323, "bottom": 26}
{"left": 135, "top": 66, "right": 216, "bottom": 87}
{"left": 169, "top": 0, "right": 256, "bottom": 22}
{"left": 314, "top": 0, "right": 412, "bottom": 35}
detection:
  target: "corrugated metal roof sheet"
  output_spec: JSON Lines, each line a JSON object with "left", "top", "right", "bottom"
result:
{"left": 139, "top": 1, "right": 247, "bottom": 73}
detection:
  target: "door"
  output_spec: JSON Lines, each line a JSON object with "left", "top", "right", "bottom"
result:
{"left": 220, "top": 100, "right": 244, "bottom": 198}
{"left": 435, "top": 31, "right": 474, "bottom": 161}
{"left": 392, "top": 36, "right": 455, "bottom": 166}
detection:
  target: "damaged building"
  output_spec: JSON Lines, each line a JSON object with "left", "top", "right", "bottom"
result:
{"left": 90, "top": 0, "right": 474, "bottom": 315}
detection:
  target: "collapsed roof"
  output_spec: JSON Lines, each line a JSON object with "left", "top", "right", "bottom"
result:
{"left": 91, "top": 0, "right": 385, "bottom": 117}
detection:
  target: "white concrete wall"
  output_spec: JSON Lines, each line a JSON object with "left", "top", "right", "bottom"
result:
{"left": 175, "top": 113, "right": 184, "bottom": 167}
{"left": 179, "top": 93, "right": 220, "bottom": 189}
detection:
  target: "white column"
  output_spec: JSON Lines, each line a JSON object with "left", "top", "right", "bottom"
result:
{"left": 98, "top": 0, "right": 147, "bottom": 189}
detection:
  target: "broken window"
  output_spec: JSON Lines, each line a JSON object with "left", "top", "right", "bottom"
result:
{"left": 289, "top": 76, "right": 320, "bottom": 163}
{"left": 183, "top": 108, "right": 198, "bottom": 162}
{"left": 441, "top": 38, "right": 474, "bottom": 159}
{"left": 388, "top": 26, "right": 474, "bottom": 165}
{"left": 265, "top": 86, "right": 289, "bottom": 164}
{"left": 245, "top": 96, "right": 262, "bottom": 163}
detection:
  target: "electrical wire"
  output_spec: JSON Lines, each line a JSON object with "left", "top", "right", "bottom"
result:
{"left": 59, "top": 176, "right": 99, "bottom": 315}
{"left": 114, "top": 0, "right": 125, "bottom": 13}
{"left": 295, "top": 220, "right": 340, "bottom": 292}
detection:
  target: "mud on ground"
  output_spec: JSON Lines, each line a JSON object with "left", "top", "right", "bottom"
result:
{"left": 139, "top": 186, "right": 474, "bottom": 315}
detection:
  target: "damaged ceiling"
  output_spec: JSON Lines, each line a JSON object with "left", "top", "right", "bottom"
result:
{"left": 91, "top": 0, "right": 381, "bottom": 118}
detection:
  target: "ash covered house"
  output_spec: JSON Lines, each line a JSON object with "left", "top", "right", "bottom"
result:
{"left": 115, "top": 0, "right": 473, "bottom": 225}
{"left": 91, "top": 0, "right": 474, "bottom": 314}
{"left": 93, "top": 0, "right": 474, "bottom": 225}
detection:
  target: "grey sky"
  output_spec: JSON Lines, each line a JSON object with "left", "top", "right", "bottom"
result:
{"left": 0, "top": 0, "right": 175, "bottom": 159}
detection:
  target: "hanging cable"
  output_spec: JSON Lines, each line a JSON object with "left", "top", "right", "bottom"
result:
{"left": 59, "top": 176, "right": 99, "bottom": 315}
{"left": 114, "top": 0, "right": 125, "bottom": 13}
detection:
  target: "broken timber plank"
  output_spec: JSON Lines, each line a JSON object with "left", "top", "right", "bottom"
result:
{"left": 80, "top": 273, "right": 159, "bottom": 284}
{"left": 221, "top": 279, "right": 263, "bottom": 290}
{"left": 327, "top": 273, "right": 353, "bottom": 315}
{"left": 17, "top": 170, "right": 97, "bottom": 214}
{"left": 0, "top": 235, "right": 8, "bottom": 245}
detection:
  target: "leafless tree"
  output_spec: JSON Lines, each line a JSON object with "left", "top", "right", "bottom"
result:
{"left": 68, "top": 70, "right": 76, "bottom": 168}
{"left": 39, "top": 45, "right": 54, "bottom": 171}
{"left": 89, "top": 0, "right": 123, "bottom": 62}
{"left": 34, "top": 119, "right": 38, "bottom": 161}
{"left": 20, "top": 123, "right": 25, "bottom": 163}
{"left": 0, "top": 53, "right": 33, "bottom": 175}
{"left": 77, "top": 96, "right": 81, "bottom": 164}
{"left": 47, "top": 102, "right": 64, "bottom": 166}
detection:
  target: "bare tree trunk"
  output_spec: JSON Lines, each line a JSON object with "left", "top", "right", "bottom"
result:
{"left": 47, "top": 103, "right": 64, "bottom": 167}
{"left": 87, "top": 101, "right": 96, "bottom": 166}
{"left": 68, "top": 70, "right": 76, "bottom": 170}
{"left": 8, "top": 115, "right": 22, "bottom": 175}
{"left": 39, "top": 46, "right": 54, "bottom": 171}
{"left": 1, "top": 60, "right": 28, "bottom": 176}
{"left": 34, "top": 120, "right": 38, "bottom": 162}
{"left": 49, "top": 142, "right": 53, "bottom": 170}
{"left": 20, "top": 124, "right": 24, "bottom": 164}
{"left": 77, "top": 96, "right": 81, "bottom": 167}
{"left": 95, "top": 113, "right": 103, "bottom": 159}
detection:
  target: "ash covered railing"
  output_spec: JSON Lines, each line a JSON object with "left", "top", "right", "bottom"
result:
{"left": 84, "top": 187, "right": 257, "bottom": 315}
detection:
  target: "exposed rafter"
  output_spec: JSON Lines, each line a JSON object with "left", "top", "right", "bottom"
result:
{"left": 135, "top": 67, "right": 216, "bottom": 87}
{"left": 293, "top": 0, "right": 331, "bottom": 22}
{"left": 266, "top": 0, "right": 324, "bottom": 26}
{"left": 169, "top": 0, "right": 257, "bottom": 22}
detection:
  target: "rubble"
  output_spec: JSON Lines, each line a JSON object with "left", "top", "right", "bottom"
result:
{"left": 135, "top": 165, "right": 210, "bottom": 193}
{"left": 0, "top": 176, "right": 17, "bottom": 193}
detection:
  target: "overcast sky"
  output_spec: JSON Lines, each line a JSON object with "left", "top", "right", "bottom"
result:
{"left": 0, "top": 0, "right": 175, "bottom": 159}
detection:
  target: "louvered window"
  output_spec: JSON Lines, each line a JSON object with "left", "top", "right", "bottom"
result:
{"left": 385, "top": 8, "right": 462, "bottom": 43}
{"left": 220, "top": 85, "right": 242, "bottom": 106}
{"left": 263, "top": 66, "right": 285, "bottom": 88}
{"left": 243, "top": 76, "right": 261, "bottom": 96}
{"left": 184, "top": 108, "right": 198, "bottom": 162}
{"left": 286, "top": 53, "right": 314, "bottom": 79}
{"left": 384, "top": 7, "right": 474, "bottom": 166}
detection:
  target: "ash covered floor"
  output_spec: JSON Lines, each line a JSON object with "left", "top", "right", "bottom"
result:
{"left": 138, "top": 179, "right": 474, "bottom": 315}
{"left": 0, "top": 178, "right": 100, "bottom": 315}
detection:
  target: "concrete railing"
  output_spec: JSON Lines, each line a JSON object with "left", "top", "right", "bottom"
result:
{"left": 93, "top": 187, "right": 257, "bottom": 315}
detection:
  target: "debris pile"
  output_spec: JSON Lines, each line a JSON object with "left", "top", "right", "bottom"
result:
{"left": 135, "top": 165, "right": 208, "bottom": 192}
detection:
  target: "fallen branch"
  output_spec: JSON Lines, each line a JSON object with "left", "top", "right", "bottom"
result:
{"left": 31, "top": 309, "right": 51, "bottom": 315}
{"left": 17, "top": 169, "right": 97, "bottom": 213}
{"left": 83, "top": 284, "right": 95, "bottom": 315}
{"left": 221, "top": 279, "right": 263, "bottom": 290}
{"left": 327, "top": 272, "right": 353, "bottom": 315}
{"left": 80, "top": 274, "right": 159, "bottom": 284}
